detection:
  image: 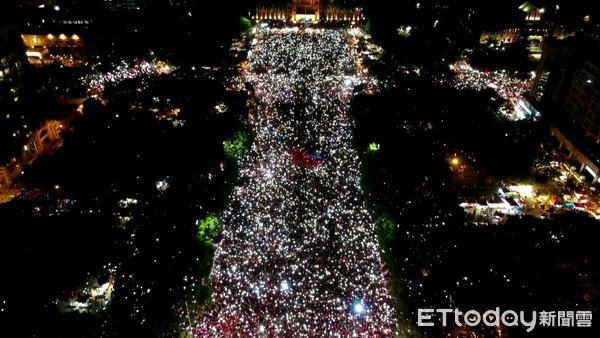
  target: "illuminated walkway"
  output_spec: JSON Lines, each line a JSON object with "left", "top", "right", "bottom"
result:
{"left": 195, "top": 28, "right": 397, "bottom": 337}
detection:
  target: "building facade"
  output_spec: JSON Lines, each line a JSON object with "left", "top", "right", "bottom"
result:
{"left": 18, "top": 8, "right": 96, "bottom": 66}
{"left": 292, "top": 0, "right": 320, "bottom": 22}
{"left": 567, "top": 66, "right": 600, "bottom": 141}
{"left": 22, "top": 32, "right": 88, "bottom": 65}
{"left": 465, "top": 2, "right": 576, "bottom": 52}
{"left": 533, "top": 34, "right": 600, "bottom": 142}
{"left": 533, "top": 34, "right": 600, "bottom": 183}
{"left": 0, "top": 25, "right": 26, "bottom": 106}
{"left": 254, "top": 0, "right": 363, "bottom": 23}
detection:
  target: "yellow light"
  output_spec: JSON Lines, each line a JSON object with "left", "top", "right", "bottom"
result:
{"left": 452, "top": 158, "right": 459, "bottom": 165}
{"left": 59, "top": 34, "right": 67, "bottom": 40}
{"left": 47, "top": 33, "right": 54, "bottom": 40}
{"left": 72, "top": 34, "right": 80, "bottom": 41}
{"left": 508, "top": 185, "right": 534, "bottom": 198}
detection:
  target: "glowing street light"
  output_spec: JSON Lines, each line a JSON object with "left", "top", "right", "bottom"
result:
{"left": 452, "top": 157, "right": 460, "bottom": 166}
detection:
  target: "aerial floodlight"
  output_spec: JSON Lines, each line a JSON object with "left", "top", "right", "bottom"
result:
{"left": 353, "top": 301, "right": 365, "bottom": 314}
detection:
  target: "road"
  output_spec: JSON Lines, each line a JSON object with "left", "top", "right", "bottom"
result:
{"left": 195, "top": 28, "right": 397, "bottom": 337}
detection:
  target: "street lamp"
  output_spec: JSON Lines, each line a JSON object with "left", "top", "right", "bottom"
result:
{"left": 452, "top": 157, "right": 460, "bottom": 166}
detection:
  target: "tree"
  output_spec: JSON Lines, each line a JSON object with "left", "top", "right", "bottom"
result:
{"left": 240, "top": 16, "right": 252, "bottom": 32}
{"left": 364, "top": 20, "right": 372, "bottom": 36}
{"left": 223, "top": 131, "right": 250, "bottom": 160}
{"left": 197, "top": 213, "right": 222, "bottom": 241}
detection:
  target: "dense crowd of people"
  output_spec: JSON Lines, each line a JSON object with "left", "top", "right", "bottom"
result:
{"left": 81, "top": 60, "right": 174, "bottom": 98}
{"left": 450, "top": 61, "right": 533, "bottom": 100}
{"left": 194, "top": 28, "right": 398, "bottom": 337}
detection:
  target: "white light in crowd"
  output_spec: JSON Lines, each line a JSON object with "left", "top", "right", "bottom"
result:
{"left": 194, "top": 28, "right": 397, "bottom": 336}
{"left": 354, "top": 301, "right": 365, "bottom": 314}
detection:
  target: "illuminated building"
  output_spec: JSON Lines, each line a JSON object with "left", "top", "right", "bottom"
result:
{"left": 254, "top": 0, "right": 363, "bottom": 23}
{"left": 479, "top": 27, "right": 521, "bottom": 44}
{"left": 478, "top": 2, "right": 559, "bottom": 51}
{"left": 19, "top": 10, "right": 95, "bottom": 66}
{"left": 292, "top": 0, "right": 320, "bottom": 22}
{"left": 255, "top": 5, "right": 292, "bottom": 22}
{"left": 0, "top": 25, "right": 26, "bottom": 106}
{"left": 454, "top": 1, "right": 574, "bottom": 52}
{"left": 323, "top": 6, "right": 363, "bottom": 22}
{"left": 0, "top": 119, "right": 65, "bottom": 200}
{"left": 21, "top": 120, "right": 64, "bottom": 165}
{"left": 21, "top": 32, "right": 88, "bottom": 65}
